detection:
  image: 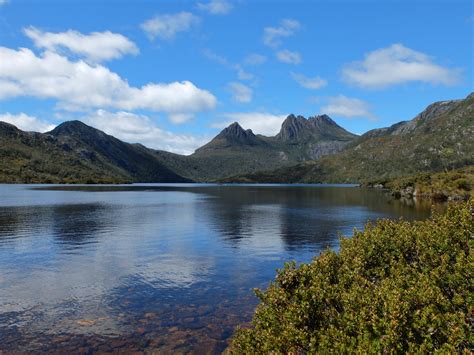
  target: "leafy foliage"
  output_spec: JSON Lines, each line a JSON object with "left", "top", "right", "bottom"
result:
{"left": 231, "top": 200, "right": 474, "bottom": 353}
{"left": 378, "top": 166, "right": 474, "bottom": 201}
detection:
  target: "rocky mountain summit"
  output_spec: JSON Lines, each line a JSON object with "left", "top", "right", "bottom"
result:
{"left": 218, "top": 122, "right": 257, "bottom": 142}
{"left": 166, "top": 114, "right": 358, "bottom": 180}
{"left": 1, "top": 93, "right": 472, "bottom": 183}
{"left": 195, "top": 122, "right": 263, "bottom": 152}
{"left": 276, "top": 114, "right": 355, "bottom": 142}
{"left": 228, "top": 92, "right": 474, "bottom": 183}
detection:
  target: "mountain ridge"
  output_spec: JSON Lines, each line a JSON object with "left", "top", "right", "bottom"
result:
{"left": 0, "top": 93, "right": 472, "bottom": 183}
{"left": 0, "top": 112, "right": 357, "bottom": 182}
{"left": 224, "top": 92, "right": 474, "bottom": 183}
{"left": 163, "top": 113, "right": 357, "bottom": 180}
{"left": 0, "top": 120, "right": 190, "bottom": 183}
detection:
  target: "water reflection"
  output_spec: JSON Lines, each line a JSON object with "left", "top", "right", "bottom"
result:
{"left": 0, "top": 184, "right": 434, "bottom": 352}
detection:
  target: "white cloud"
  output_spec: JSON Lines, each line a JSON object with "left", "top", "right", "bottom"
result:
{"left": 83, "top": 110, "right": 208, "bottom": 155}
{"left": 228, "top": 82, "right": 252, "bottom": 103}
{"left": 342, "top": 43, "right": 461, "bottom": 88}
{"left": 0, "top": 112, "right": 55, "bottom": 132}
{"left": 237, "top": 68, "right": 254, "bottom": 80}
{"left": 203, "top": 48, "right": 229, "bottom": 66}
{"left": 276, "top": 49, "right": 301, "bottom": 64}
{"left": 0, "top": 0, "right": 8, "bottom": 5}
{"left": 291, "top": 72, "right": 327, "bottom": 89}
{"left": 141, "top": 12, "right": 199, "bottom": 40}
{"left": 197, "top": 0, "right": 233, "bottom": 15}
{"left": 243, "top": 53, "right": 266, "bottom": 66}
{"left": 320, "top": 95, "right": 376, "bottom": 120}
{"left": 0, "top": 80, "right": 23, "bottom": 98}
{"left": 23, "top": 27, "right": 138, "bottom": 63}
{"left": 263, "top": 19, "right": 300, "bottom": 48}
{"left": 168, "top": 113, "right": 194, "bottom": 124}
{"left": 212, "top": 112, "right": 287, "bottom": 136}
{"left": 204, "top": 49, "right": 254, "bottom": 80}
{"left": 0, "top": 47, "right": 217, "bottom": 121}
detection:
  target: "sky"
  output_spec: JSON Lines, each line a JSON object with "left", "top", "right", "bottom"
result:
{"left": 0, "top": 0, "right": 472, "bottom": 154}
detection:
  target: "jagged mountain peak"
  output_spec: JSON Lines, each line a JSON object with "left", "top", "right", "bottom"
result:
{"left": 277, "top": 113, "right": 355, "bottom": 142}
{"left": 276, "top": 114, "right": 309, "bottom": 141}
{"left": 217, "top": 122, "right": 256, "bottom": 140}
{"left": 308, "top": 114, "right": 335, "bottom": 124}
{"left": 194, "top": 121, "right": 261, "bottom": 153}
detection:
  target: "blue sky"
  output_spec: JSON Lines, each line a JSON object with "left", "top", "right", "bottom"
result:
{"left": 0, "top": 0, "right": 472, "bottom": 154}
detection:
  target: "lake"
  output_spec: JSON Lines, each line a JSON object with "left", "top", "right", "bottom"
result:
{"left": 0, "top": 184, "right": 434, "bottom": 353}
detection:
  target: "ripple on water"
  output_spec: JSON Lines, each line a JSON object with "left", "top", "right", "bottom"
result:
{"left": 0, "top": 184, "right": 433, "bottom": 352}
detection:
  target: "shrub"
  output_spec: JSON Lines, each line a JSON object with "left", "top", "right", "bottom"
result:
{"left": 231, "top": 200, "right": 474, "bottom": 353}
{"left": 454, "top": 178, "right": 471, "bottom": 191}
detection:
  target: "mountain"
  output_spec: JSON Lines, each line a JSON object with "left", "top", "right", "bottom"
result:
{"left": 2, "top": 94, "right": 471, "bottom": 184}
{"left": 276, "top": 114, "right": 355, "bottom": 142}
{"left": 0, "top": 113, "right": 355, "bottom": 183}
{"left": 0, "top": 121, "right": 190, "bottom": 183}
{"left": 272, "top": 114, "right": 357, "bottom": 160}
{"left": 196, "top": 122, "right": 263, "bottom": 150}
{"left": 151, "top": 115, "right": 357, "bottom": 181}
{"left": 227, "top": 93, "right": 474, "bottom": 183}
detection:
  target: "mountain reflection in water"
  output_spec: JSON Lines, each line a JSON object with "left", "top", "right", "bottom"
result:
{"left": 0, "top": 184, "right": 434, "bottom": 353}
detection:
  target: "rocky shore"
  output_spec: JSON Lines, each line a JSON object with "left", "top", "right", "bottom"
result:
{"left": 365, "top": 166, "right": 474, "bottom": 202}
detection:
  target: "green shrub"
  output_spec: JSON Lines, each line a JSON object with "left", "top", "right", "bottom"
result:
{"left": 454, "top": 178, "right": 471, "bottom": 191}
{"left": 231, "top": 200, "right": 474, "bottom": 353}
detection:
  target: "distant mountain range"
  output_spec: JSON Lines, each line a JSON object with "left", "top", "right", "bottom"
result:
{"left": 0, "top": 93, "right": 472, "bottom": 183}
{"left": 228, "top": 93, "right": 474, "bottom": 183}
{"left": 155, "top": 114, "right": 356, "bottom": 181}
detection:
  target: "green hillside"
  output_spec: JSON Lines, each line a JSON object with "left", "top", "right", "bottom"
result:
{"left": 0, "top": 121, "right": 189, "bottom": 183}
{"left": 0, "top": 93, "right": 472, "bottom": 184}
{"left": 228, "top": 93, "right": 474, "bottom": 184}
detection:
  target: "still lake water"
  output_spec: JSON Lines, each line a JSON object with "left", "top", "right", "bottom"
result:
{"left": 0, "top": 184, "right": 434, "bottom": 353}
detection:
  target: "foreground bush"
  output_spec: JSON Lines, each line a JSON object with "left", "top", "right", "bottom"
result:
{"left": 232, "top": 200, "right": 473, "bottom": 353}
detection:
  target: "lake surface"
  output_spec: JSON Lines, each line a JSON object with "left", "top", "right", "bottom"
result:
{"left": 0, "top": 184, "right": 434, "bottom": 353}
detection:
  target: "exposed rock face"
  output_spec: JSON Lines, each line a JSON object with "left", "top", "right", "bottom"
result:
{"left": 276, "top": 114, "right": 308, "bottom": 141}
{"left": 215, "top": 122, "right": 260, "bottom": 145}
{"left": 307, "top": 114, "right": 339, "bottom": 133}
{"left": 196, "top": 115, "right": 356, "bottom": 157}
{"left": 362, "top": 98, "right": 462, "bottom": 138}
{"left": 194, "top": 122, "right": 263, "bottom": 153}
{"left": 306, "top": 140, "right": 351, "bottom": 160}
{"left": 392, "top": 99, "right": 460, "bottom": 135}
{"left": 2, "top": 93, "right": 473, "bottom": 184}
{"left": 276, "top": 114, "right": 355, "bottom": 142}
{"left": 181, "top": 114, "right": 358, "bottom": 179}
{"left": 232, "top": 92, "right": 474, "bottom": 184}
